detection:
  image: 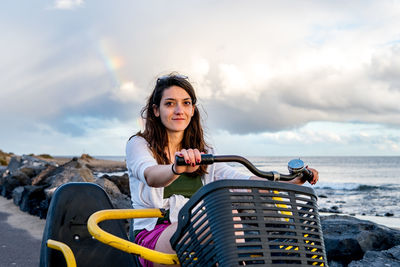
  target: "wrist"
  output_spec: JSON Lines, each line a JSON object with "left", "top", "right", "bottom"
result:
{"left": 171, "top": 163, "right": 184, "bottom": 175}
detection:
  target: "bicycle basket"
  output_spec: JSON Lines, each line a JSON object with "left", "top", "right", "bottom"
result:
{"left": 170, "top": 179, "right": 326, "bottom": 266}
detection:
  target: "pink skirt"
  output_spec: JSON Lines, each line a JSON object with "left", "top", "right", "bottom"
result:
{"left": 135, "top": 221, "right": 171, "bottom": 267}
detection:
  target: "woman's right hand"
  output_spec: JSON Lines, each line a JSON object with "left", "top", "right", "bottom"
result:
{"left": 173, "top": 148, "right": 203, "bottom": 175}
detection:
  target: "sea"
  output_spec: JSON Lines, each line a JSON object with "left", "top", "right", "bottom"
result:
{"left": 97, "top": 155, "right": 400, "bottom": 223}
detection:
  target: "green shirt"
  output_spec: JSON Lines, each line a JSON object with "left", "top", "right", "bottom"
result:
{"left": 164, "top": 173, "right": 203, "bottom": 198}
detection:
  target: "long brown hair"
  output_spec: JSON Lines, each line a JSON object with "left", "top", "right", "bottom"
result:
{"left": 134, "top": 73, "right": 208, "bottom": 176}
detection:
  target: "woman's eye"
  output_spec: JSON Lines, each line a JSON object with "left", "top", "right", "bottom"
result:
{"left": 184, "top": 101, "right": 192, "bottom": 105}
{"left": 165, "top": 102, "right": 174, "bottom": 106}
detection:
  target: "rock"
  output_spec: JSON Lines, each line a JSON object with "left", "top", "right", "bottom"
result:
{"left": 10, "top": 170, "right": 31, "bottom": 185}
{"left": 385, "top": 212, "right": 394, "bottom": 217}
{"left": 0, "top": 155, "right": 57, "bottom": 195}
{"left": 95, "top": 176, "right": 131, "bottom": 209}
{"left": 101, "top": 173, "right": 130, "bottom": 196}
{"left": 322, "top": 215, "right": 400, "bottom": 265}
{"left": 19, "top": 167, "right": 37, "bottom": 178}
{"left": 12, "top": 185, "right": 48, "bottom": 218}
{"left": 31, "top": 165, "right": 57, "bottom": 185}
{"left": 0, "top": 172, "right": 27, "bottom": 199}
{"left": 80, "top": 153, "right": 93, "bottom": 160}
{"left": 18, "top": 185, "right": 47, "bottom": 218}
{"left": 12, "top": 186, "right": 25, "bottom": 206}
{"left": 7, "top": 156, "right": 22, "bottom": 175}
{"left": 0, "top": 166, "right": 6, "bottom": 176}
{"left": 318, "top": 194, "right": 328, "bottom": 198}
{"left": 328, "top": 261, "right": 346, "bottom": 267}
{"left": 96, "top": 176, "right": 122, "bottom": 196}
{"left": 20, "top": 155, "right": 56, "bottom": 172}
{"left": 1, "top": 154, "right": 131, "bottom": 220}
{"left": 319, "top": 206, "right": 342, "bottom": 213}
{"left": 348, "top": 245, "right": 400, "bottom": 266}
{"left": 41, "top": 162, "right": 95, "bottom": 199}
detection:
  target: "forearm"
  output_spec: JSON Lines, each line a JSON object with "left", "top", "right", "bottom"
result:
{"left": 144, "top": 164, "right": 179, "bottom": 187}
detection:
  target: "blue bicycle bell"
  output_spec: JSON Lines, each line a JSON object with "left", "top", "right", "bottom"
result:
{"left": 288, "top": 158, "right": 305, "bottom": 174}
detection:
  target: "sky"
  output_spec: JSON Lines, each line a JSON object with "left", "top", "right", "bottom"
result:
{"left": 1, "top": 0, "right": 400, "bottom": 157}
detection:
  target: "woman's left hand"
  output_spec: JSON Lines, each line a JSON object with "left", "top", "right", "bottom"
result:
{"left": 288, "top": 167, "right": 319, "bottom": 185}
{"left": 306, "top": 167, "right": 319, "bottom": 185}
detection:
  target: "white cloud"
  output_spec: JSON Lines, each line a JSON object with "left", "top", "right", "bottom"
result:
{"left": 189, "top": 58, "right": 213, "bottom": 100}
{"left": 53, "top": 0, "right": 84, "bottom": 10}
{"left": 1, "top": 1, "right": 400, "bottom": 156}
{"left": 111, "top": 81, "right": 146, "bottom": 104}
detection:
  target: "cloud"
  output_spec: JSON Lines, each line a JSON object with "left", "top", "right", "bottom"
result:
{"left": 53, "top": 0, "right": 84, "bottom": 10}
{"left": 210, "top": 121, "right": 400, "bottom": 156}
{"left": 1, "top": 1, "right": 400, "bottom": 155}
{"left": 200, "top": 40, "right": 400, "bottom": 134}
{"left": 111, "top": 81, "right": 147, "bottom": 104}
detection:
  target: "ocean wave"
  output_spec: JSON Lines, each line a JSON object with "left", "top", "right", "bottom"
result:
{"left": 94, "top": 171, "right": 127, "bottom": 178}
{"left": 313, "top": 182, "right": 398, "bottom": 191}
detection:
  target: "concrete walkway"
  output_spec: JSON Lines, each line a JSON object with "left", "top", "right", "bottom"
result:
{"left": 0, "top": 196, "right": 45, "bottom": 267}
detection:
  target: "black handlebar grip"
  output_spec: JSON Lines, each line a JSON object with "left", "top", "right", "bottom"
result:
{"left": 175, "top": 154, "right": 215, "bottom": 166}
{"left": 303, "top": 168, "right": 314, "bottom": 182}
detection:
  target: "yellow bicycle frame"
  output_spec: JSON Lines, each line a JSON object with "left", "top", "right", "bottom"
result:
{"left": 47, "top": 239, "right": 77, "bottom": 267}
{"left": 87, "top": 208, "right": 179, "bottom": 265}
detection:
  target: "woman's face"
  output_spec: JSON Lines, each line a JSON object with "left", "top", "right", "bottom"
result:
{"left": 153, "top": 85, "right": 195, "bottom": 134}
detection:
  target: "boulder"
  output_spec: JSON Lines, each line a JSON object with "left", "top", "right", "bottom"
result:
{"left": 12, "top": 185, "right": 48, "bottom": 218}
{"left": 6, "top": 156, "right": 22, "bottom": 175}
{"left": 31, "top": 165, "right": 57, "bottom": 185}
{"left": 348, "top": 245, "right": 400, "bottom": 266}
{"left": 1, "top": 172, "right": 28, "bottom": 199}
{"left": 95, "top": 176, "right": 131, "bottom": 209}
{"left": 322, "top": 215, "right": 400, "bottom": 265}
{"left": 40, "top": 158, "right": 95, "bottom": 199}
{"left": 319, "top": 205, "right": 342, "bottom": 213}
{"left": 101, "top": 173, "right": 130, "bottom": 196}
{"left": 10, "top": 170, "right": 31, "bottom": 185}
{"left": 8, "top": 155, "right": 56, "bottom": 176}
{"left": 12, "top": 186, "right": 25, "bottom": 206}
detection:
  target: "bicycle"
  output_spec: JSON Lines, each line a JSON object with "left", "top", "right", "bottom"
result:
{"left": 40, "top": 155, "right": 327, "bottom": 266}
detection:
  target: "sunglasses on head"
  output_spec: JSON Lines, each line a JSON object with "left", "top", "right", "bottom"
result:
{"left": 156, "top": 74, "right": 188, "bottom": 84}
{"left": 153, "top": 74, "right": 190, "bottom": 104}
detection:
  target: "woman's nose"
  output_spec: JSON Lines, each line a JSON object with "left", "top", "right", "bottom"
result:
{"left": 174, "top": 104, "right": 183, "bottom": 114}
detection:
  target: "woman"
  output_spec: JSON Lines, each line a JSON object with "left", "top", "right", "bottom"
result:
{"left": 126, "top": 73, "right": 319, "bottom": 267}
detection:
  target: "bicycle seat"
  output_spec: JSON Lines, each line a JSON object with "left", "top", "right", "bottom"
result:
{"left": 39, "top": 182, "right": 137, "bottom": 267}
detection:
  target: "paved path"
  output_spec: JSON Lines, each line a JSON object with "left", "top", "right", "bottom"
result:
{"left": 0, "top": 197, "right": 45, "bottom": 267}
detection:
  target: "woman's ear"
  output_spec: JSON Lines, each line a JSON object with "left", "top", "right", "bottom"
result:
{"left": 153, "top": 104, "right": 159, "bottom": 117}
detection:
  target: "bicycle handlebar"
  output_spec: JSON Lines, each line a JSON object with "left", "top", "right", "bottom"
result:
{"left": 175, "top": 154, "right": 314, "bottom": 182}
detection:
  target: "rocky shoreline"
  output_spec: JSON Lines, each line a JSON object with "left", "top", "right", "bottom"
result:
{"left": 1, "top": 154, "right": 399, "bottom": 266}
{"left": 0, "top": 154, "right": 130, "bottom": 218}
